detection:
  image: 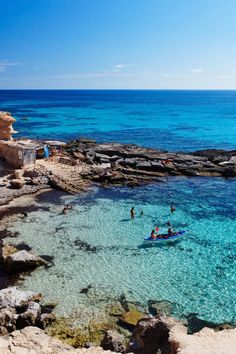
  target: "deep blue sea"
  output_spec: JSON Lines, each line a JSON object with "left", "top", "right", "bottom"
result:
{"left": 1, "top": 90, "right": 236, "bottom": 326}
{"left": 1, "top": 89, "right": 236, "bottom": 151}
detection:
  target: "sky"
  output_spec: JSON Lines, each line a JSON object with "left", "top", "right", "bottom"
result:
{"left": 0, "top": 0, "right": 236, "bottom": 89}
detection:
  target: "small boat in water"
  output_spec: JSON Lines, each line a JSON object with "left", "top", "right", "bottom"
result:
{"left": 144, "top": 230, "right": 187, "bottom": 244}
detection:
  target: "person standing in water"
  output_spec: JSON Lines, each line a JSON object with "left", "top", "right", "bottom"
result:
{"left": 170, "top": 205, "right": 176, "bottom": 214}
{"left": 130, "top": 207, "right": 135, "bottom": 219}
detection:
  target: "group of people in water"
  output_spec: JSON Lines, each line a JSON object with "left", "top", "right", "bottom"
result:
{"left": 130, "top": 205, "right": 177, "bottom": 239}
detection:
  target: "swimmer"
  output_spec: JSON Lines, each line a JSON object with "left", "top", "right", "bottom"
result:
{"left": 140, "top": 210, "right": 144, "bottom": 217}
{"left": 130, "top": 207, "right": 135, "bottom": 219}
{"left": 170, "top": 205, "right": 176, "bottom": 214}
{"left": 61, "top": 204, "right": 72, "bottom": 215}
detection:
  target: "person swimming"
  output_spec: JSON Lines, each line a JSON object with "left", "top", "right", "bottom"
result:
{"left": 130, "top": 207, "right": 135, "bottom": 219}
{"left": 170, "top": 205, "right": 176, "bottom": 214}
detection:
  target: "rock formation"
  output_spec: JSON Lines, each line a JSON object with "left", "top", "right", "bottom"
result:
{"left": 0, "top": 327, "right": 122, "bottom": 353}
{"left": 0, "top": 112, "right": 16, "bottom": 140}
{"left": 0, "top": 240, "right": 47, "bottom": 274}
{"left": 128, "top": 316, "right": 236, "bottom": 354}
{"left": 0, "top": 287, "right": 56, "bottom": 335}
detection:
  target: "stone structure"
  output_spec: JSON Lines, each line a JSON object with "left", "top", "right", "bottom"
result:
{"left": 0, "top": 140, "right": 36, "bottom": 168}
{"left": 0, "top": 112, "right": 16, "bottom": 140}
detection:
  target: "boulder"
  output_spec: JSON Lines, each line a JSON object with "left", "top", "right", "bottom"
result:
{"left": 128, "top": 316, "right": 182, "bottom": 354}
{"left": 9, "top": 179, "right": 24, "bottom": 189}
{"left": 120, "top": 310, "right": 146, "bottom": 330}
{"left": 16, "top": 301, "right": 41, "bottom": 329}
{"left": 0, "top": 308, "right": 16, "bottom": 332}
{"left": 123, "top": 158, "right": 137, "bottom": 167}
{"left": 6, "top": 250, "right": 47, "bottom": 273}
{"left": 37, "top": 312, "right": 56, "bottom": 329}
{"left": 101, "top": 330, "right": 126, "bottom": 353}
{"left": 0, "top": 287, "right": 42, "bottom": 310}
{"left": 0, "top": 240, "right": 17, "bottom": 263}
{"left": 148, "top": 300, "right": 174, "bottom": 317}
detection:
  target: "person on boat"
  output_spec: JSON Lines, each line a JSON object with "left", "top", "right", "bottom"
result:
{"left": 170, "top": 205, "right": 176, "bottom": 214}
{"left": 168, "top": 227, "right": 173, "bottom": 237}
{"left": 130, "top": 207, "right": 135, "bottom": 219}
{"left": 150, "top": 230, "right": 156, "bottom": 239}
{"left": 155, "top": 225, "right": 159, "bottom": 234}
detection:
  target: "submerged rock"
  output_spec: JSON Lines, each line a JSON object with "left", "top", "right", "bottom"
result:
{"left": 120, "top": 310, "right": 147, "bottom": 330}
{"left": 148, "top": 299, "right": 174, "bottom": 317}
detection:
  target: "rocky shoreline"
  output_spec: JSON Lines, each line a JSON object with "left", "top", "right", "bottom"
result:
{"left": 0, "top": 138, "right": 236, "bottom": 353}
{"left": 0, "top": 138, "right": 235, "bottom": 202}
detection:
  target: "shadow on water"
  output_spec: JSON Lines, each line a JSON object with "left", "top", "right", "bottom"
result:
{"left": 137, "top": 238, "right": 184, "bottom": 250}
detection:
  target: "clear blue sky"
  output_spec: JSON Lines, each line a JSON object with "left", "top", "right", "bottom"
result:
{"left": 0, "top": 0, "right": 235, "bottom": 89}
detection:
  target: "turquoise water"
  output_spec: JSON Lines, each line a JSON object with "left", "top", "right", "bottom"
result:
{"left": 1, "top": 90, "right": 236, "bottom": 151}
{"left": 6, "top": 177, "right": 236, "bottom": 325}
{"left": 1, "top": 90, "right": 236, "bottom": 325}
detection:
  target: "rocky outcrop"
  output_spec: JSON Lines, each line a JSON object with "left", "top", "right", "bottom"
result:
{"left": 128, "top": 315, "right": 236, "bottom": 354}
{"left": 0, "top": 326, "right": 121, "bottom": 353}
{"left": 0, "top": 112, "right": 16, "bottom": 140}
{"left": 62, "top": 139, "right": 236, "bottom": 190}
{"left": 101, "top": 330, "right": 126, "bottom": 353}
{"left": 0, "top": 164, "right": 50, "bottom": 206}
{"left": 5, "top": 249, "right": 47, "bottom": 274}
{"left": 0, "top": 287, "right": 55, "bottom": 335}
{"left": 0, "top": 287, "right": 42, "bottom": 310}
{"left": 0, "top": 240, "right": 47, "bottom": 274}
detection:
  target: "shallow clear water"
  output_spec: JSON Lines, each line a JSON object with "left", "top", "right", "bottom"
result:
{"left": 1, "top": 90, "right": 236, "bottom": 151}
{"left": 7, "top": 177, "right": 236, "bottom": 325}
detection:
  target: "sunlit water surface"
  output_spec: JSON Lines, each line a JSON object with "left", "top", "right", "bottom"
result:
{"left": 6, "top": 177, "right": 236, "bottom": 325}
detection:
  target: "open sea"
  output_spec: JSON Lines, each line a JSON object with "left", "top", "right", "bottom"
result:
{"left": 1, "top": 89, "right": 236, "bottom": 151}
{"left": 1, "top": 90, "right": 236, "bottom": 326}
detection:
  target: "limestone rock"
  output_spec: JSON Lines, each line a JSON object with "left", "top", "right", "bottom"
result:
{"left": 0, "top": 308, "right": 16, "bottom": 332}
{"left": 170, "top": 324, "right": 236, "bottom": 354}
{"left": 0, "top": 111, "right": 16, "bottom": 140}
{"left": 9, "top": 179, "right": 24, "bottom": 189}
{"left": 128, "top": 316, "right": 182, "bottom": 354}
{"left": 101, "top": 330, "right": 126, "bottom": 353}
{"left": 0, "top": 287, "right": 42, "bottom": 310}
{"left": 0, "top": 326, "right": 125, "bottom": 353}
{"left": 38, "top": 312, "right": 56, "bottom": 329}
{"left": 16, "top": 301, "right": 41, "bottom": 328}
{"left": 0, "top": 240, "right": 17, "bottom": 263}
{"left": 6, "top": 250, "right": 47, "bottom": 273}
